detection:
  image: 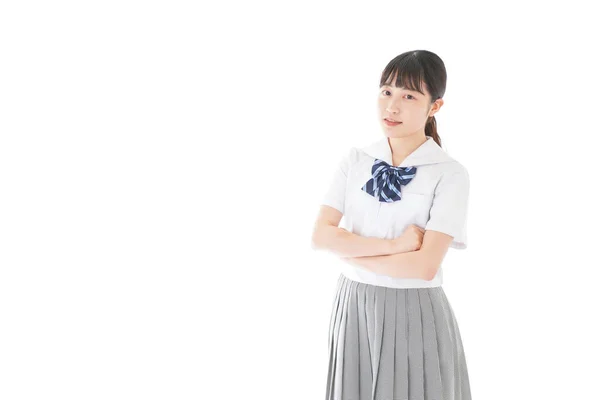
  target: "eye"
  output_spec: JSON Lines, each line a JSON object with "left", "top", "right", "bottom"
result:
{"left": 380, "top": 90, "right": 416, "bottom": 100}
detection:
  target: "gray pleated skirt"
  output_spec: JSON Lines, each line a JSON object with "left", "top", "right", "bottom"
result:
{"left": 326, "top": 273, "right": 472, "bottom": 400}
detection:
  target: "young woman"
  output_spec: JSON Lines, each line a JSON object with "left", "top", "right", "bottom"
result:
{"left": 312, "top": 50, "right": 472, "bottom": 400}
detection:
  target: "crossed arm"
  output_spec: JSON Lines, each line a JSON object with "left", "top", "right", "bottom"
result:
{"left": 343, "top": 247, "right": 435, "bottom": 281}
{"left": 311, "top": 206, "right": 452, "bottom": 281}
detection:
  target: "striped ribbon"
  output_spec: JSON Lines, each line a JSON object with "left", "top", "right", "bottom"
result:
{"left": 361, "top": 159, "right": 417, "bottom": 202}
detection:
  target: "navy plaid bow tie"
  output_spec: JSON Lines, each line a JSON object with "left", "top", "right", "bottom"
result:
{"left": 361, "top": 159, "right": 417, "bottom": 202}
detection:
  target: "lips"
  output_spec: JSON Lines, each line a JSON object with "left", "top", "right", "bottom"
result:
{"left": 384, "top": 118, "right": 401, "bottom": 123}
{"left": 383, "top": 118, "right": 402, "bottom": 126}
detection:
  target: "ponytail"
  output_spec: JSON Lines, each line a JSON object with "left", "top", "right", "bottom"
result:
{"left": 425, "top": 115, "right": 442, "bottom": 148}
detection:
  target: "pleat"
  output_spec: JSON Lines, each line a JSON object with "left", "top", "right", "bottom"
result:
{"left": 327, "top": 275, "right": 344, "bottom": 354}
{"left": 406, "top": 289, "right": 425, "bottom": 399}
{"left": 333, "top": 276, "right": 353, "bottom": 400}
{"left": 325, "top": 275, "right": 341, "bottom": 400}
{"left": 428, "top": 287, "right": 456, "bottom": 399}
{"left": 393, "top": 289, "right": 409, "bottom": 400}
{"left": 369, "top": 284, "right": 387, "bottom": 399}
{"left": 342, "top": 280, "right": 360, "bottom": 396}
{"left": 441, "top": 289, "right": 472, "bottom": 400}
{"left": 355, "top": 282, "right": 373, "bottom": 400}
{"left": 420, "top": 289, "right": 444, "bottom": 399}
{"left": 374, "top": 287, "right": 397, "bottom": 400}
{"left": 326, "top": 274, "right": 471, "bottom": 400}
{"left": 364, "top": 283, "right": 376, "bottom": 384}
{"left": 326, "top": 275, "right": 348, "bottom": 400}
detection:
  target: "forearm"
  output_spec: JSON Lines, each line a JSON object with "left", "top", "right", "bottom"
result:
{"left": 313, "top": 225, "right": 396, "bottom": 258}
{"left": 342, "top": 250, "right": 432, "bottom": 280}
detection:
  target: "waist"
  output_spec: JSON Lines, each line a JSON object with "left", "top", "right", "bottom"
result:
{"left": 339, "top": 264, "right": 442, "bottom": 289}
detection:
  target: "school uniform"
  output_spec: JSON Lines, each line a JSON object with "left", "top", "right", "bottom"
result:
{"left": 321, "top": 135, "right": 472, "bottom": 400}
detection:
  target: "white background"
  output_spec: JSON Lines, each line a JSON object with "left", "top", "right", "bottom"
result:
{"left": 1, "top": 1, "right": 599, "bottom": 399}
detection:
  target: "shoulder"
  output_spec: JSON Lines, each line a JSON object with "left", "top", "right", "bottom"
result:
{"left": 336, "top": 146, "right": 364, "bottom": 168}
{"left": 428, "top": 157, "right": 469, "bottom": 187}
{"left": 435, "top": 160, "right": 470, "bottom": 192}
{"left": 443, "top": 160, "right": 469, "bottom": 178}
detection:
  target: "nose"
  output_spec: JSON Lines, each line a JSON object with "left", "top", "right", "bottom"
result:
{"left": 385, "top": 100, "right": 399, "bottom": 114}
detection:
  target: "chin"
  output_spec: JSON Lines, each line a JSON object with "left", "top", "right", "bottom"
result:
{"left": 381, "top": 127, "right": 402, "bottom": 135}
{"left": 382, "top": 131, "right": 412, "bottom": 140}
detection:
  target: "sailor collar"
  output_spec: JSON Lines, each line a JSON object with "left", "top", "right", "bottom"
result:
{"left": 361, "top": 135, "right": 455, "bottom": 168}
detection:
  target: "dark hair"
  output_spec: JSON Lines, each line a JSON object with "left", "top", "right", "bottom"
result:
{"left": 379, "top": 50, "right": 447, "bottom": 147}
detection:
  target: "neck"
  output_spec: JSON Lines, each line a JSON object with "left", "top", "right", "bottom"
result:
{"left": 387, "top": 134, "right": 428, "bottom": 166}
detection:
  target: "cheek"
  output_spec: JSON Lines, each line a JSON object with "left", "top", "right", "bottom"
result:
{"left": 405, "top": 107, "right": 429, "bottom": 121}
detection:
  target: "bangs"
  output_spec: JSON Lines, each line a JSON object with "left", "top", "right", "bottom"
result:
{"left": 379, "top": 59, "right": 427, "bottom": 96}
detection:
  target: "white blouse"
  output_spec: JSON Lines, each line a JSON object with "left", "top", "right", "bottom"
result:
{"left": 321, "top": 135, "right": 470, "bottom": 288}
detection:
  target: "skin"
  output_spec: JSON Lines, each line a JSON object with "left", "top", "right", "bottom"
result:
{"left": 311, "top": 72, "right": 455, "bottom": 280}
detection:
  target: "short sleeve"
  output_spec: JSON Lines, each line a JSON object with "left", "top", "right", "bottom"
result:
{"left": 425, "top": 167, "right": 470, "bottom": 249}
{"left": 321, "top": 147, "right": 356, "bottom": 214}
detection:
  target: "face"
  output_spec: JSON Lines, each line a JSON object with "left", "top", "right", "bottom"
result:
{"left": 378, "top": 73, "right": 443, "bottom": 138}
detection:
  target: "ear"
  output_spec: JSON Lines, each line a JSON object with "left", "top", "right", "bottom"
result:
{"left": 428, "top": 98, "right": 444, "bottom": 117}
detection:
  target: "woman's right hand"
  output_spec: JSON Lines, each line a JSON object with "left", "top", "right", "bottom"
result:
{"left": 392, "top": 224, "right": 425, "bottom": 253}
